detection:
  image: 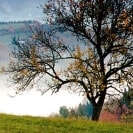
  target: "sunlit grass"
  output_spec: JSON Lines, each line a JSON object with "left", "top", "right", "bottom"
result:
{"left": 0, "top": 113, "right": 133, "bottom": 133}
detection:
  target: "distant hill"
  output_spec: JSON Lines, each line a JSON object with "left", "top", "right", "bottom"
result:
{"left": 0, "top": 20, "right": 45, "bottom": 45}
{"left": 0, "top": 20, "right": 77, "bottom": 47}
{"left": 0, "top": 21, "right": 41, "bottom": 36}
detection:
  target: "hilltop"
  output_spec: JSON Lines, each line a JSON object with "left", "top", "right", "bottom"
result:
{"left": 0, "top": 21, "right": 47, "bottom": 45}
{"left": 0, "top": 20, "right": 76, "bottom": 46}
{"left": 0, "top": 21, "right": 41, "bottom": 36}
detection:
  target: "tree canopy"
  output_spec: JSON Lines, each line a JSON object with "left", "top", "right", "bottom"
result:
{"left": 8, "top": 0, "right": 133, "bottom": 121}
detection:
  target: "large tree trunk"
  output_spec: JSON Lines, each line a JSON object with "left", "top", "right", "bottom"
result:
{"left": 91, "top": 91, "right": 106, "bottom": 121}
{"left": 92, "top": 104, "right": 103, "bottom": 121}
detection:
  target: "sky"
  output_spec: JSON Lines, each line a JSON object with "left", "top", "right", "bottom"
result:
{"left": 0, "top": 0, "right": 44, "bottom": 22}
{"left": 0, "top": 0, "right": 83, "bottom": 116}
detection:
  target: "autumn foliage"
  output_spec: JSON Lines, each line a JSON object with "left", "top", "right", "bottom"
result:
{"left": 8, "top": 0, "right": 133, "bottom": 121}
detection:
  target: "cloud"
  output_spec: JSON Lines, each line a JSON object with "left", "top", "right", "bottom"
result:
{"left": 1, "top": 2, "right": 13, "bottom": 14}
{"left": 0, "top": 0, "right": 45, "bottom": 21}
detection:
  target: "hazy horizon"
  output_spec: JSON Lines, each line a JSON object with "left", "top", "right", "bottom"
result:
{"left": 0, "top": 0, "right": 83, "bottom": 116}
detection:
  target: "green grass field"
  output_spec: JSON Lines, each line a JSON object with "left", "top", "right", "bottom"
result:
{"left": 0, "top": 114, "right": 133, "bottom": 133}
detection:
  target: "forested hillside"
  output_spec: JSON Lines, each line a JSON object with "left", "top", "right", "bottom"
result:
{"left": 0, "top": 21, "right": 39, "bottom": 36}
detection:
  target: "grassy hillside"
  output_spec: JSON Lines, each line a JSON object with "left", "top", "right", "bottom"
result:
{"left": 0, "top": 114, "right": 133, "bottom": 133}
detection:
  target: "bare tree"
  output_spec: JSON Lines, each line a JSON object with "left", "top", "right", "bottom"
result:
{"left": 8, "top": 0, "right": 133, "bottom": 121}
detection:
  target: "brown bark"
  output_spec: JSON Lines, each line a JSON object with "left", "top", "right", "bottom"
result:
{"left": 92, "top": 104, "right": 103, "bottom": 121}
{"left": 91, "top": 90, "right": 106, "bottom": 121}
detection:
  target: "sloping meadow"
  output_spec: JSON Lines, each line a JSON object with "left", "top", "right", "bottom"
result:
{"left": 0, "top": 114, "right": 133, "bottom": 133}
